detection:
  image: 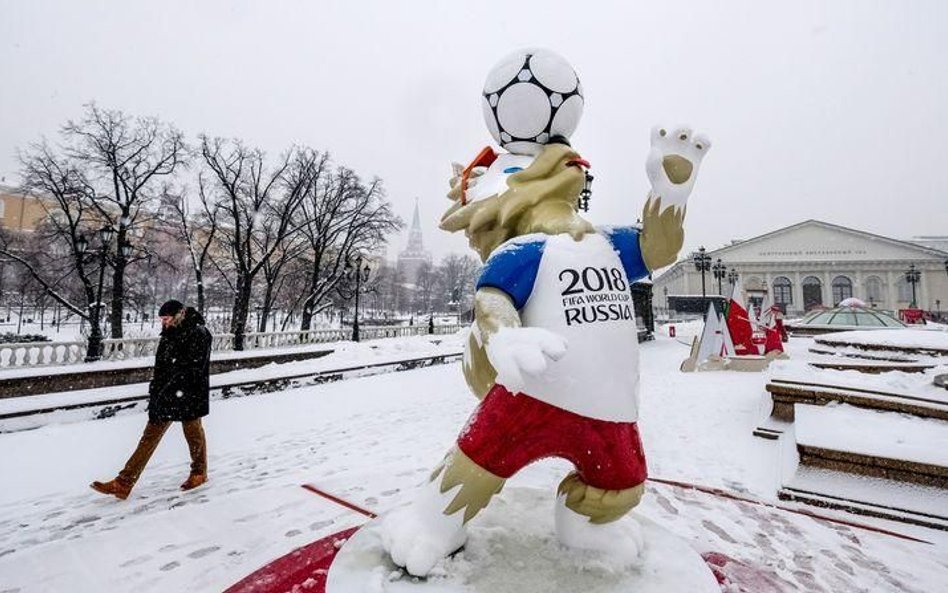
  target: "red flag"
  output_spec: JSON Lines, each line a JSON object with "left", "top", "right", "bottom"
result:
{"left": 763, "top": 325, "right": 784, "bottom": 354}
{"left": 726, "top": 281, "right": 756, "bottom": 355}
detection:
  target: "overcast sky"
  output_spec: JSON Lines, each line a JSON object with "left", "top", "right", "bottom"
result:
{"left": 2, "top": 1, "right": 946, "bottom": 264}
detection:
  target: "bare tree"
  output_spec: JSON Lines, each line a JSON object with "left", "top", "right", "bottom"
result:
{"left": 169, "top": 180, "right": 219, "bottom": 316}
{"left": 63, "top": 103, "right": 187, "bottom": 338}
{"left": 414, "top": 260, "right": 436, "bottom": 315}
{"left": 296, "top": 166, "right": 402, "bottom": 330}
{"left": 372, "top": 263, "right": 405, "bottom": 319}
{"left": 435, "top": 253, "right": 479, "bottom": 315}
{"left": 0, "top": 141, "right": 111, "bottom": 356}
{"left": 198, "top": 136, "right": 314, "bottom": 349}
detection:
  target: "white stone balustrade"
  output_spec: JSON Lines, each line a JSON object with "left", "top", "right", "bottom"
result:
{"left": 0, "top": 341, "right": 87, "bottom": 368}
{"left": 0, "top": 324, "right": 462, "bottom": 369}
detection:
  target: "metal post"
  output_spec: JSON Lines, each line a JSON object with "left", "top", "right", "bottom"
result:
{"left": 353, "top": 262, "right": 362, "bottom": 342}
{"left": 712, "top": 259, "right": 727, "bottom": 296}
{"left": 693, "top": 247, "right": 711, "bottom": 299}
{"left": 85, "top": 226, "right": 112, "bottom": 362}
{"left": 349, "top": 255, "right": 370, "bottom": 342}
{"left": 905, "top": 264, "right": 920, "bottom": 309}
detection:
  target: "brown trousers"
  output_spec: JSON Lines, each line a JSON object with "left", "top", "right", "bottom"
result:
{"left": 117, "top": 419, "right": 207, "bottom": 487}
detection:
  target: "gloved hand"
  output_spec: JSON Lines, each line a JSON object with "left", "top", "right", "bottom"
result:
{"left": 644, "top": 125, "right": 711, "bottom": 211}
{"left": 485, "top": 327, "right": 568, "bottom": 393}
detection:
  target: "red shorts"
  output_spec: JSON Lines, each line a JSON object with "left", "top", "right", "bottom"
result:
{"left": 457, "top": 384, "right": 647, "bottom": 491}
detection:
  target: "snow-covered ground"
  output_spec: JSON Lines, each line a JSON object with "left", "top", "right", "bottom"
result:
{"left": 1, "top": 333, "right": 947, "bottom": 592}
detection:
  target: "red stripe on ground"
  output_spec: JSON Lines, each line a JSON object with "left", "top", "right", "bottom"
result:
{"left": 301, "top": 483, "right": 378, "bottom": 518}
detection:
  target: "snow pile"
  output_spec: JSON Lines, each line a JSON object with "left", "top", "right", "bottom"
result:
{"left": 334, "top": 488, "right": 718, "bottom": 593}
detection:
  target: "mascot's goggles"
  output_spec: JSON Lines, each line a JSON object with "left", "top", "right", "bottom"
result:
{"left": 459, "top": 145, "right": 589, "bottom": 206}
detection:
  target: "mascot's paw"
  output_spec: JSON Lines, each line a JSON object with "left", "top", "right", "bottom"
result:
{"left": 381, "top": 494, "right": 468, "bottom": 577}
{"left": 485, "top": 327, "right": 567, "bottom": 393}
{"left": 645, "top": 125, "right": 711, "bottom": 210}
{"left": 554, "top": 495, "right": 644, "bottom": 570}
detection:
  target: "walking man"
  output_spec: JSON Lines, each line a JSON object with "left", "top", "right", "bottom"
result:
{"left": 91, "top": 300, "right": 213, "bottom": 499}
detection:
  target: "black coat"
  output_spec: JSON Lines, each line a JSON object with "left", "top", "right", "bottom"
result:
{"left": 148, "top": 307, "right": 212, "bottom": 422}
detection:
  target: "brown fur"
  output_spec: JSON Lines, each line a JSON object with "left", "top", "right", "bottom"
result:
{"left": 558, "top": 472, "right": 645, "bottom": 524}
{"left": 430, "top": 448, "right": 505, "bottom": 524}
{"left": 639, "top": 195, "right": 687, "bottom": 271}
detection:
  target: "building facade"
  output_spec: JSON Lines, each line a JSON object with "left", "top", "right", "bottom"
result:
{"left": 396, "top": 199, "right": 432, "bottom": 287}
{"left": 653, "top": 220, "right": 948, "bottom": 317}
{"left": 0, "top": 184, "right": 51, "bottom": 232}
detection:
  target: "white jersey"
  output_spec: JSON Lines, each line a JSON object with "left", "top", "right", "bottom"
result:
{"left": 477, "top": 229, "right": 648, "bottom": 422}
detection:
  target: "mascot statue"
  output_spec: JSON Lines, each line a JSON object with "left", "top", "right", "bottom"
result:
{"left": 328, "top": 49, "right": 714, "bottom": 591}
{"left": 381, "top": 48, "right": 711, "bottom": 578}
{"left": 226, "top": 48, "right": 720, "bottom": 593}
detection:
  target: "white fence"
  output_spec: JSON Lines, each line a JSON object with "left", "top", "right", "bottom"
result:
{"left": 0, "top": 324, "right": 461, "bottom": 370}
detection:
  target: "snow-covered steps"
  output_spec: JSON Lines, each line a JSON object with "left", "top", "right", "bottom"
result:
{"left": 763, "top": 377, "right": 948, "bottom": 424}
{"left": 779, "top": 466, "right": 948, "bottom": 532}
{"left": 808, "top": 345, "right": 921, "bottom": 363}
{"left": 814, "top": 329, "right": 948, "bottom": 358}
{"left": 795, "top": 403, "right": 948, "bottom": 488}
{"left": 809, "top": 360, "right": 936, "bottom": 374}
{"left": 752, "top": 418, "right": 791, "bottom": 440}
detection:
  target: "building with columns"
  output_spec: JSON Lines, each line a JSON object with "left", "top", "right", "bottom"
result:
{"left": 653, "top": 220, "right": 948, "bottom": 318}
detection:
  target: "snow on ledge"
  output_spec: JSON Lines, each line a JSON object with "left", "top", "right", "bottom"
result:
{"left": 817, "top": 328, "right": 948, "bottom": 350}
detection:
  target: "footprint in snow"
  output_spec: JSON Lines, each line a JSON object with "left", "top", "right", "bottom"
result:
{"left": 187, "top": 546, "right": 220, "bottom": 559}
{"left": 119, "top": 555, "right": 151, "bottom": 568}
{"left": 309, "top": 520, "right": 334, "bottom": 531}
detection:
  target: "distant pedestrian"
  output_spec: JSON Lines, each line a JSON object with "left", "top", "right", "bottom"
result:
{"left": 91, "top": 300, "right": 213, "bottom": 499}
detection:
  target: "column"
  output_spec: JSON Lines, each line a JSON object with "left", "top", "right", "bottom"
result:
{"left": 885, "top": 270, "right": 896, "bottom": 310}
{"left": 793, "top": 270, "right": 803, "bottom": 315}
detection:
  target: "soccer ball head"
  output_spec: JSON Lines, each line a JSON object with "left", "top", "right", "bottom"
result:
{"left": 482, "top": 49, "right": 584, "bottom": 156}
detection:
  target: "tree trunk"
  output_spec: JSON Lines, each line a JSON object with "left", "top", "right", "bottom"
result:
{"left": 299, "top": 268, "right": 319, "bottom": 331}
{"left": 195, "top": 271, "right": 206, "bottom": 317}
{"left": 230, "top": 276, "right": 253, "bottom": 350}
{"left": 259, "top": 281, "right": 275, "bottom": 333}
{"left": 109, "top": 253, "right": 126, "bottom": 338}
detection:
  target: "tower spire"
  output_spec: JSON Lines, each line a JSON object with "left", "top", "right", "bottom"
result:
{"left": 405, "top": 198, "right": 425, "bottom": 253}
{"left": 411, "top": 197, "right": 421, "bottom": 231}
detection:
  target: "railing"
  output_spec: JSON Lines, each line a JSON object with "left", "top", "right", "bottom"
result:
{"left": 242, "top": 329, "right": 346, "bottom": 350}
{"left": 99, "top": 334, "right": 236, "bottom": 361}
{"left": 0, "top": 341, "right": 88, "bottom": 368}
{"left": 0, "top": 324, "right": 463, "bottom": 370}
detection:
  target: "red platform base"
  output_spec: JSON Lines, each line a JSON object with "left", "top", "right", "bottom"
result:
{"left": 223, "top": 527, "right": 359, "bottom": 593}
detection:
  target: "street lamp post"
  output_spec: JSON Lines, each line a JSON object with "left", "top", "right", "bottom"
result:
{"left": 905, "top": 264, "right": 921, "bottom": 309}
{"left": 346, "top": 254, "right": 371, "bottom": 342}
{"left": 712, "top": 259, "right": 727, "bottom": 295}
{"left": 82, "top": 226, "right": 114, "bottom": 362}
{"left": 693, "top": 247, "right": 711, "bottom": 298}
{"left": 448, "top": 288, "right": 460, "bottom": 325}
{"left": 727, "top": 268, "right": 739, "bottom": 291}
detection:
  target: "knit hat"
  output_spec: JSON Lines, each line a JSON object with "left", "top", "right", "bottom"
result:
{"left": 158, "top": 299, "right": 185, "bottom": 317}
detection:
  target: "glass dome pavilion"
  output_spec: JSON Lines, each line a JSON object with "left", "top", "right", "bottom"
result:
{"left": 787, "top": 298, "right": 906, "bottom": 335}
